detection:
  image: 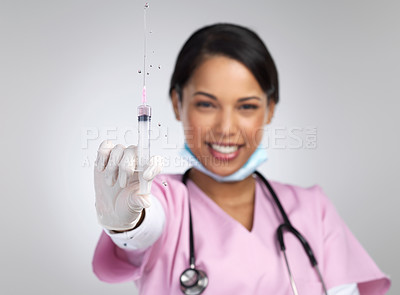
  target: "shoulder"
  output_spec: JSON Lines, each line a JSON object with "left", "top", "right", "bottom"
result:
{"left": 150, "top": 173, "right": 188, "bottom": 213}
{"left": 151, "top": 173, "right": 186, "bottom": 194}
{"left": 152, "top": 173, "right": 184, "bottom": 185}
{"left": 258, "top": 177, "right": 337, "bottom": 231}
{"left": 259, "top": 178, "right": 391, "bottom": 292}
{"left": 268, "top": 179, "right": 323, "bottom": 197}
{"left": 265, "top": 178, "right": 328, "bottom": 210}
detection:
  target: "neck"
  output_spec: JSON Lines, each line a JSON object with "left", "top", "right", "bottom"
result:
{"left": 188, "top": 168, "right": 256, "bottom": 206}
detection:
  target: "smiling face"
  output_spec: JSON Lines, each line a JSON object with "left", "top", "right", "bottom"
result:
{"left": 172, "top": 55, "right": 275, "bottom": 177}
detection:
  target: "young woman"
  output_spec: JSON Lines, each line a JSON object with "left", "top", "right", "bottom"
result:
{"left": 92, "top": 24, "right": 390, "bottom": 295}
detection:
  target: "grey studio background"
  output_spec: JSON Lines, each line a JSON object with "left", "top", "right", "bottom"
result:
{"left": 1, "top": 0, "right": 398, "bottom": 294}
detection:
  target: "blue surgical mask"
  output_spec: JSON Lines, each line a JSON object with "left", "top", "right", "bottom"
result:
{"left": 179, "top": 143, "right": 268, "bottom": 182}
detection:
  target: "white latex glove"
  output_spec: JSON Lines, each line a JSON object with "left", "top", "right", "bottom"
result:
{"left": 94, "top": 140, "right": 163, "bottom": 231}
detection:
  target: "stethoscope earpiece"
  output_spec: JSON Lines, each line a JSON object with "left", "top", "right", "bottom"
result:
{"left": 180, "top": 267, "right": 208, "bottom": 295}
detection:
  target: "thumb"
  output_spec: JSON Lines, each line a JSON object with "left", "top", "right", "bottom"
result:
{"left": 136, "top": 155, "right": 163, "bottom": 198}
{"left": 127, "top": 190, "right": 151, "bottom": 211}
{"left": 143, "top": 155, "right": 164, "bottom": 182}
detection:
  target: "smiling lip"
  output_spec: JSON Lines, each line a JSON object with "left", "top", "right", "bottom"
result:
{"left": 207, "top": 142, "right": 243, "bottom": 161}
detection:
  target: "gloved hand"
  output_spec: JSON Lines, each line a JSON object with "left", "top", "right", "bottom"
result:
{"left": 94, "top": 140, "right": 163, "bottom": 231}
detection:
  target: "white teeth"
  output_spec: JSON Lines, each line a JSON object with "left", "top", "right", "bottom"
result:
{"left": 211, "top": 144, "right": 238, "bottom": 154}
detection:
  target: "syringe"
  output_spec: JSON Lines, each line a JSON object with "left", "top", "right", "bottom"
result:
{"left": 137, "top": 3, "right": 151, "bottom": 195}
{"left": 137, "top": 86, "right": 151, "bottom": 195}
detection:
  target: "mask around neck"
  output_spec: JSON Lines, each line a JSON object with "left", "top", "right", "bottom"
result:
{"left": 179, "top": 143, "right": 268, "bottom": 182}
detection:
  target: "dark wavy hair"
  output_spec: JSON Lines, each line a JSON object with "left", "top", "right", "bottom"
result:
{"left": 169, "top": 23, "right": 279, "bottom": 104}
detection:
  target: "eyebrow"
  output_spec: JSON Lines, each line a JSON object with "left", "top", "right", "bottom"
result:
{"left": 193, "top": 91, "right": 262, "bottom": 102}
{"left": 193, "top": 91, "right": 217, "bottom": 100}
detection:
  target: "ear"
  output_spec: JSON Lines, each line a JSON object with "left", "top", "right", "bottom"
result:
{"left": 171, "top": 89, "right": 181, "bottom": 121}
{"left": 265, "top": 100, "right": 276, "bottom": 125}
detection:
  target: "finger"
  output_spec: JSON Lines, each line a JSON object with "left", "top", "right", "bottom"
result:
{"left": 119, "top": 182, "right": 151, "bottom": 212}
{"left": 105, "top": 144, "right": 125, "bottom": 186}
{"left": 95, "top": 140, "right": 115, "bottom": 172}
{"left": 127, "top": 191, "right": 151, "bottom": 210}
{"left": 143, "top": 155, "right": 164, "bottom": 181}
{"left": 118, "top": 145, "right": 137, "bottom": 188}
{"left": 135, "top": 194, "right": 151, "bottom": 208}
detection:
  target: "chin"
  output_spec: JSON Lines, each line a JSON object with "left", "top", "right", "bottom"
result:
{"left": 203, "top": 157, "right": 245, "bottom": 177}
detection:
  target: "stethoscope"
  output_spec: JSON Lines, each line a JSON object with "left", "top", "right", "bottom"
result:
{"left": 179, "top": 169, "right": 329, "bottom": 295}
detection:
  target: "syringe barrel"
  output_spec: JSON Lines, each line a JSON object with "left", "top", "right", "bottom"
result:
{"left": 137, "top": 104, "right": 151, "bottom": 194}
{"left": 137, "top": 105, "right": 151, "bottom": 169}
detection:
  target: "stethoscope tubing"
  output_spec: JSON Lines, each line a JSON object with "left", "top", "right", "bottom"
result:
{"left": 181, "top": 169, "right": 328, "bottom": 295}
{"left": 183, "top": 170, "right": 196, "bottom": 268}
{"left": 254, "top": 171, "right": 328, "bottom": 294}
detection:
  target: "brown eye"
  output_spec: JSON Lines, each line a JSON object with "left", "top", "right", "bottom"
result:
{"left": 196, "top": 101, "right": 214, "bottom": 108}
{"left": 239, "top": 104, "right": 259, "bottom": 110}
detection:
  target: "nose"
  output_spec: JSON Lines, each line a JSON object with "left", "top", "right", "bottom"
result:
{"left": 214, "top": 108, "right": 237, "bottom": 138}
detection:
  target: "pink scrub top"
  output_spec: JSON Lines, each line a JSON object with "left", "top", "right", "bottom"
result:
{"left": 93, "top": 174, "right": 390, "bottom": 294}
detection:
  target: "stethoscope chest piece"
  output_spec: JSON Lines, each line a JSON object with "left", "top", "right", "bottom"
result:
{"left": 180, "top": 267, "right": 208, "bottom": 295}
